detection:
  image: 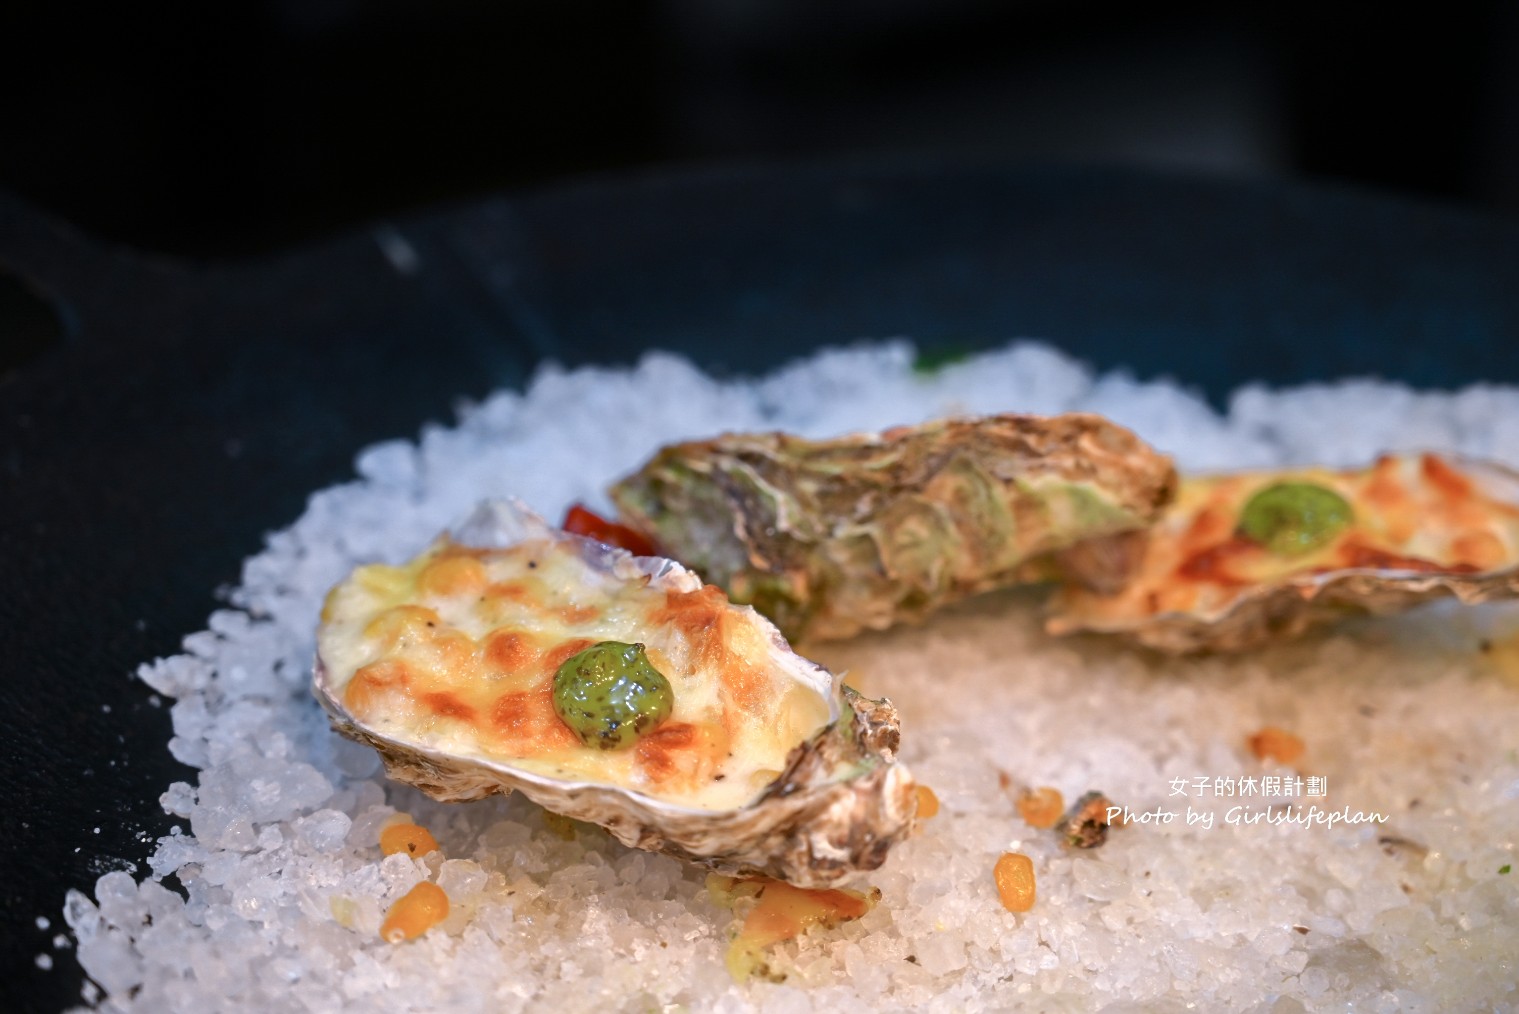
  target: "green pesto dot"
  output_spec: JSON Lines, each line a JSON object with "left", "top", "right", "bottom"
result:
{"left": 552, "top": 641, "right": 673, "bottom": 750}
{"left": 1238, "top": 482, "right": 1353, "bottom": 557}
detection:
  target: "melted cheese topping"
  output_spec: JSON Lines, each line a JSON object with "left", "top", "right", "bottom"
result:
{"left": 1063, "top": 453, "right": 1519, "bottom": 622}
{"left": 318, "top": 540, "right": 833, "bottom": 811}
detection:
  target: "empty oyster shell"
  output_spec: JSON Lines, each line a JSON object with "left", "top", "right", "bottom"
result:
{"left": 609, "top": 413, "right": 1177, "bottom": 642}
{"left": 314, "top": 499, "right": 916, "bottom": 887}
{"left": 1046, "top": 453, "right": 1519, "bottom": 653}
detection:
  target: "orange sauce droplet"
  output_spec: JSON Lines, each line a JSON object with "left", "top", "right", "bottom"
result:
{"left": 1247, "top": 726, "right": 1305, "bottom": 765}
{"left": 379, "top": 822, "right": 439, "bottom": 858}
{"left": 915, "top": 785, "right": 940, "bottom": 819}
{"left": 715, "top": 876, "right": 876, "bottom": 981}
{"left": 1016, "top": 786, "right": 1065, "bottom": 829}
{"left": 994, "top": 852, "right": 1036, "bottom": 913}
{"left": 380, "top": 882, "right": 449, "bottom": 943}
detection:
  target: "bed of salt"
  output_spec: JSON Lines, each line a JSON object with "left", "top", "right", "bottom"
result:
{"left": 59, "top": 341, "right": 1519, "bottom": 1012}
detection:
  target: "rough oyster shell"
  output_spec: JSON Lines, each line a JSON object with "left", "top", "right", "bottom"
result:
{"left": 313, "top": 499, "right": 917, "bottom": 887}
{"left": 1046, "top": 453, "right": 1519, "bottom": 653}
{"left": 609, "top": 413, "right": 1177, "bottom": 642}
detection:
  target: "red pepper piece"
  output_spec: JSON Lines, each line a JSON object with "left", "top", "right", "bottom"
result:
{"left": 561, "top": 504, "right": 658, "bottom": 557}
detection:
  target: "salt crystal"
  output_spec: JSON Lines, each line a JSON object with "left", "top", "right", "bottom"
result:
{"left": 147, "top": 829, "right": 206, "bottom": 879}
{"left": 437, "top": 859, "right": 487, "bottom": 900}
{"left": 380, "top": 852, "right": 425, "bottom": 892}
{"left": 1324, "top": 852, "right": 1363, "bottom": 889}
{"left": 191, "top": 756, "right": 332, "bottom": 848}
{"left": 907, "top": 874, "right": 950, "bottom": 908}
{"left": 200, "top": 901, "right": 230, "bottom": 933}
{"left": 137, "top": 655, "right": 213, "bottom": 697}
{"left": 160, "top": 781, "right": 197, "bottom": 817}
{"left": 759, "top": 984, "right": 815, "bottom": 1014}
{"left": 62, "top": 889, "right": 101, "bottom": 942}
{"left": 1299, "top": 966, "right": 1330, "bottom": 997}
{"left": 76, "top": 928, "right": 143, "bottom": 996}
{"left": 200, "top": 850, "right": 249, "bottom": 888}
{"left": 231, "top": 876, "right": 284, "bottom": 922}
{"left": 94, "top": 871, "right": 144, "bottom": 931}
{"left": 1072, "top": 859, "right": 1131, "bottom": 902}
{"left": 345, "top": 806, "right": 398, "bottom": 853}
{"left": 1252, "top": 926, "right": 1294, "bottom": 957}
{"left": 293, "top": 809, "right": 352, "bottom": 854}
{"left": 915, "top": 932, "right": 968, "bottom": 976}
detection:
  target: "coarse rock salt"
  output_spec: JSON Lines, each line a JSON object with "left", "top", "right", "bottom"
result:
{"left": 57, "top": 340, "right": 1519, "bottom": 1013}
{"left": 293, "top": 809, "right": 354, "bottom": 855}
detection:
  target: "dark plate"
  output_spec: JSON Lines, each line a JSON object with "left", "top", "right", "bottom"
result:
{"left": 5, "top": 161, "right": 1519, "bottom": 1012}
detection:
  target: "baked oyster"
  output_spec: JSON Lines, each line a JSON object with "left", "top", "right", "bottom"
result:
{"left": 314, "top": 499, "right": 916, "bottom": 888}
{"left": 608, "top": 413, "right": 1177, "bottom": 642}
{"left": 1046, "top": 452, "right": 1519, "bottom": 653}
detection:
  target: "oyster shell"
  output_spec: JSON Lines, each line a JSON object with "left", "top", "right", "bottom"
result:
{"left": 314, "top": 499, "right": 916, "bottom": 887}
{"left": 1046, "top": 453, "right": 1519, "bottom": 653}
{"left": 608, "top": 413, "right": 1177, "bottom": 642}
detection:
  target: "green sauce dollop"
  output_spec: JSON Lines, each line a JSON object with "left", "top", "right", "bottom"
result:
{"left": 552, "top": 641, "right": 673, "bottom": 750}
{"left": 1237, "top": 481, "right": 1353, "bottom": 557}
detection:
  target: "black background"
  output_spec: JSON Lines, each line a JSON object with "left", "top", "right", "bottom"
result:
{"left": 2, "top": 1, "right": 1518, "bottom": 263}
{"left": 4, "top": 4, "right": 1519, "bottom": 1011}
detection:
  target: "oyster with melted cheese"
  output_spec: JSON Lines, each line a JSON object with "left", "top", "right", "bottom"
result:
{"left": 314, "top": 499, "right": 916, "bottom": 887}
{"left": 1046, "top": 453, "right": 1519, "bottom": 653}
{"left": 609, "top": 413, "right": 1177, "bottom": 642}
